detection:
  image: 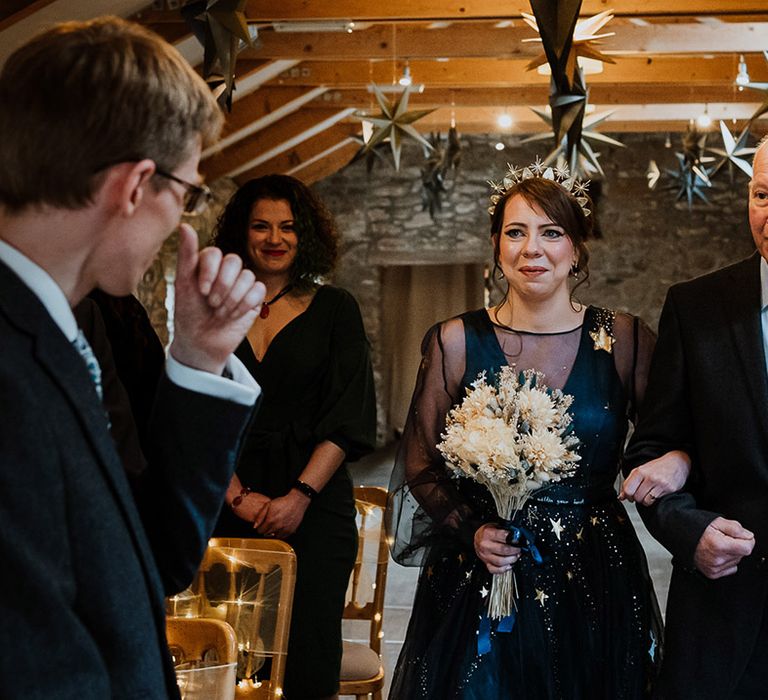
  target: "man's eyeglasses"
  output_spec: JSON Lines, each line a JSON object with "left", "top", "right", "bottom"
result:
{"left": 154, "top": 168, "right": 213, "bottom": 216}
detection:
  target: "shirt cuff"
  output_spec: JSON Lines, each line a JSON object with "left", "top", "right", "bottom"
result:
{"left": 165, "top": 352, "right": 261, "bottom": 406}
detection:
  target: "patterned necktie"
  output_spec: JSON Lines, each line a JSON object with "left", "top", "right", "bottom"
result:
{"left": 72, "top": 329, "right": 103, "bottom": 401}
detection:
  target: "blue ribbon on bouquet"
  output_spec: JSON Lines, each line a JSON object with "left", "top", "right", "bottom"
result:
{"left": 477, "top": 520, "right": 543, "bottom": 655}
{"left": 497, "top": 519, "right": 544, "bottom": 564}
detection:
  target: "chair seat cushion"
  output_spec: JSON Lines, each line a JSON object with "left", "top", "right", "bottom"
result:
{"left": 339, "top": 640, "right": 381, "bottom": 681}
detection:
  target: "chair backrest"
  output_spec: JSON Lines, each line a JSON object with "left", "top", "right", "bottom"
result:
{"left": 344, "top": 486, "right": 390, "bottom": 655}
{"left": 169, "top": 538, "right": 296, "bottom": 699}
{"left": 166, "top": 617, "right": 238, "bottom": 665}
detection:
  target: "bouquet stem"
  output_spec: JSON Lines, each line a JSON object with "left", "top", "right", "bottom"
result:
{"left": 487, "top": 486, "right": 529, "bottom": 620}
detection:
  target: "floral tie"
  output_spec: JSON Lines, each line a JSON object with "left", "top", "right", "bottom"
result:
{"left": 72, "top": 329, "right": 103, "bottom": 401}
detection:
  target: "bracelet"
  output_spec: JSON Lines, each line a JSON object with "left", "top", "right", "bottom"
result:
{"left": 231, "top": 487, "right": 251, "bottom": 510}
{"left": 293, "top": 479, "right": 319, "bottom": 500}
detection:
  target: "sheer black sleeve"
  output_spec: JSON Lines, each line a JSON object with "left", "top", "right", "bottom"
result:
{"left": 612, "top": 312, "right": 656, "bottom": 423}
{"left": 387, "top": 317, "right": 486, "bottom": 566}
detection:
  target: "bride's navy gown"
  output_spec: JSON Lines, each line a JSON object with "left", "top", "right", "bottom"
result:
{"left": 388, "top": 306, "right": 663, "bottom": 699}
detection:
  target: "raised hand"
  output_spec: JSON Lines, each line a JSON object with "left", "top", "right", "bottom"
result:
{"left": 474, "top": 524, "right": 523, "bottom": 575}
{"left": 620, "top": 449, "right": 691, "bottom": 505}
{"left": 694, "top": 517, "right": 755, "bottom": 579}
{"left": 169, "top": 224, "right": 265, "bottom": 375}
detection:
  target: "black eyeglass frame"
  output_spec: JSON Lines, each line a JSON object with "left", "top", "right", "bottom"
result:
{"left": 153, "top": 168, "right": 213, "bottom": 215}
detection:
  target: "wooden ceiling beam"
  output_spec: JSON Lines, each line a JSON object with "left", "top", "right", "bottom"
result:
{"left": 289, "top": 142, "right": 361, "bottom": 185}
{"left": 233, "top": 124, "right": 359, "bottom": 183}
{"left": 205, "top": 85, "right": 328, "bottom": 158}
{"left": 202, "top": 107, "right": 357, "bottom": 181}
{"left": 243, "top": 1, "right": 768, "bottom": 21}
{"left": 257, "top": 55, "right": 768, "bottom": 88}
{"left": 237, "top": 22, "right": 768, "bottom": 61}
{"left": 0, "top": 0, "right": 56, "bottom": 31}
{"left": 392, "top": 103, "right": 765, "bottom": 132}
{"left": 317, "top": 85, "right": 761, "bottom": 108}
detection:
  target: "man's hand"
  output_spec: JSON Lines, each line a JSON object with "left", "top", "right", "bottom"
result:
{"left": 474, "top": 524, "right": 522, "bottom": 575}
{"left": 620, "top": 450, "right": 691, "bottom": 505}
{"left": 169, "top": 224, "right": 265, "bottom": 374}
{"left": 694, "top": 517, "right": 755, "bottom": 579}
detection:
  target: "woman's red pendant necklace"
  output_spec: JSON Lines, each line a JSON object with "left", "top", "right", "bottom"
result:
{"left": 260, "top": 283, "right": 294, "bottom": 319}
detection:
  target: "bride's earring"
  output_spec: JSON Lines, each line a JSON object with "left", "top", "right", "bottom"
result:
{"left": 570, "top": 261, "right": 580, "bottom": 278}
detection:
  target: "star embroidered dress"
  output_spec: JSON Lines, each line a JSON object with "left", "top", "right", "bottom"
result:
{"left": 387, "top": 305, "right": 663, "bottom": 699}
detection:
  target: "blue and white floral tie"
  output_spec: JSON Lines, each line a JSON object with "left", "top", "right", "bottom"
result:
{"left": 72, "top": 329, "right": 103, "bottom": 401}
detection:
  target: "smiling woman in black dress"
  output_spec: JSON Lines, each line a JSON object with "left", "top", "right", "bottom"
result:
{"left": 213, "top": 174, "right": 376, "bottom": 700}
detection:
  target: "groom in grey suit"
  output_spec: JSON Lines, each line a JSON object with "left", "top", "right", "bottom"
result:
{"left": 625, "top": 138, "right": 768, "bottom": 698}
{"left": 0, "top": 17, "right": 266, "bottom": 699}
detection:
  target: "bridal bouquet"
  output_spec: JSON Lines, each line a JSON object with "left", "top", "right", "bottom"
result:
{"left": 438, "top": 367, "right": 581, "bottom": 619}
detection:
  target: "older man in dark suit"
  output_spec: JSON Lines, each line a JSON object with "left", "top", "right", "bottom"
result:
{"left": 625, "top": 138, "right": 768, "bottom": 698}
{"left": 0, "top": 17, "right": 266, "bottom": 699}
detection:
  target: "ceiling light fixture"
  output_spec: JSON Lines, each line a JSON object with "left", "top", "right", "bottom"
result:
{"left": 735, "top": 54, "right": 750, "bottom": 90}
{"left": 495, "top": 142, "right": 505, "bottom": 151}
{"left": 696, "top": 106, "right": 712, "bottom": 130}
{"left": 497, "top": 113, "right": 513, "bottom": 129}
{"left": 399, "top": 63, "right": 412, "bottom": 87}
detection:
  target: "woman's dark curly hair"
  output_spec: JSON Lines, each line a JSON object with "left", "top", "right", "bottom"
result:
{"left": 212, "top": 174, "right": 339, "bottom": 291}
{"left": 489, "top": 176, "right": 593, "bottom": 296}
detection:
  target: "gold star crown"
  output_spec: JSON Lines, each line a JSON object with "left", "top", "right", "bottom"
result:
{"left": 487, "top": 156, "right": 591, "bottom": 218}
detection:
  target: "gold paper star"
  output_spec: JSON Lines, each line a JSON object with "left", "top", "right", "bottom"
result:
{"left": 457, "top": 553, "right": 465, "bottom": 565}
{"left": 590, "top": 326, "right": 614, "bottom": 353}
{"left": 576, "top": 527, "right": 584, "bottom": 542}
{"left": 566, "top": 570, "right": 574, "bottom": 581}
{"left": 590, "top": 516, "right": 599, "bottom": 526}
{"left": 535, "top": 589, "right": 549, "bottom": 607}
{"left": 465, "top": 570, "right": 472, "bottom": 580}
{"left": 426, "top": 565, "right": 434, "bottom": 578}
{"left": 480, "top": 586, "right": 489, "bottom": 598}
{"left": 550, "top": 517, "right": 564, "bottom": 540}
{"left": 356, "top": 83, "right": 435, "bottom": 171}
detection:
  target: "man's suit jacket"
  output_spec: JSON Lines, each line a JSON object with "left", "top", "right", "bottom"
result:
{"left": 626, "top": 252, "right": 768, "bottom": 699}
{"left": 0, "top": 260, "right": 254, "bottom": 699}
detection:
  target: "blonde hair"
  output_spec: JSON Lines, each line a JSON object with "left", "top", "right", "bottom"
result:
{"left": 0, "top": 16, "right": 223, "bottom": 212}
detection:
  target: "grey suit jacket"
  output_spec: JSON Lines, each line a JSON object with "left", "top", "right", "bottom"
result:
{"left": 0, "top": 260, "right": 254, "bottom": 699}
{"left": 626, "top": 252, "right": 768, "bottom": 699}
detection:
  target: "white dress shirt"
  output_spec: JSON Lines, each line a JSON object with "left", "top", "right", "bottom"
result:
{"left": 0, "top": 238, "right": 260, "bottom": 406}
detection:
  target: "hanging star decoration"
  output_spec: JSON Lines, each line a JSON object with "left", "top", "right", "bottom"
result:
{"left": 522, "top": 2, "right": 622, "bottom": 177}
{"left": 355, "top": 83, "right": 436, "bottom": 171}
{"left": 709, "top": 120, "right": 755, "bottom": 181}
{"left": 646, "top": 160, "right": 661, "bottom": 190}
{"left": 743, "top": 50, "right": 768, "bottom": 124}
{"left": 535, "top": 589, "right": 549, "bottom": 607}
{"left": 181, "top": 0, "right": 255, "bottom": 110}
{"left": 480, "top": 586, "right": 489, "bottom": 599}
{"left": 662, "top": 125, "right": 717, "bottom": 210}
{"left": 521, "top": 8, "right": 616, "bottom": 79}
{"left": 522, "top": 104, "right": 625, "bottom": 177}
{"left": 420, "top": 127, "right": 462, "bottom": 220}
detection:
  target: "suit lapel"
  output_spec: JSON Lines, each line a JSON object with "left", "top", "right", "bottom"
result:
{"left": 723, "top": 253, "right": 768, "bottom": 444}
{"left": 0, "top": 261, "right": 166, "bottom": 604}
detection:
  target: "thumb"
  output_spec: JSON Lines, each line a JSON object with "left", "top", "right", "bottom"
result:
{"left": 175, "top": 223, "right": 199, "bottom": 283}
{"left": 714, "top": 517, "right": 754, "bottom": 541}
